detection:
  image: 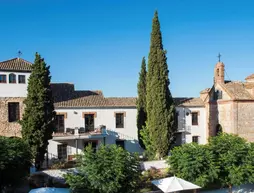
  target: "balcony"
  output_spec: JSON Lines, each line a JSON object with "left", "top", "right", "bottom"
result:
{"left": 177, "top": 125, "right": 191, "bottom": 134}
{"left": 52, "top": 125, "right": 107, "bottom": 140}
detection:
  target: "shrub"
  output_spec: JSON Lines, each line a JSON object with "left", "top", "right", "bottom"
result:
{"left": 168, "top": 143, "right": 218, "bottom": 187}
{"left": 0, "top": 136, "right": 32, "bottom": 190}
{"left": 65, "top": 145, "right": 141, "bottom": 193}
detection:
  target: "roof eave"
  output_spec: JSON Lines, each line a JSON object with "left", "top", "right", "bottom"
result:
{"left": 0, "top": 69, "right": 32, "bottom": 73}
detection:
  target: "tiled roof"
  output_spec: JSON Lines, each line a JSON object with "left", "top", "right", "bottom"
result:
{"left": 106, "top": 97, "right": 136, "bottom": 107}
{"left": 223, "top": 82, "right": 254, "bottom": 100}
{"left": 178, "top": 97, "right": 205, "bottom": 107}
{"left": 173, "top": 97, "right": 189, "bottom": 105}
{"left": 51, "top": 83, "right": 136, "bottom": 108}
{"left": 200, "top": 88, "right": 211, "bottom": 94}
{"left": 0, "top": 58, "right": 32, "bottom": 72}
{"left": 245, "top": 74, "right": 254, "bottom": 80}
{"left": 51, "top": 84, "right": 204, "bottom": 108}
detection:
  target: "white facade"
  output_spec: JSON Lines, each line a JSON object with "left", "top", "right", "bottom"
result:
{"left": 176, "top": 106, "right": 207, "bottom": 145}
{"left": 47, "top": 107, "right": 143, "bottom": 162}
{"left": 0, "top": 71, "right": 30, "bottom": 97}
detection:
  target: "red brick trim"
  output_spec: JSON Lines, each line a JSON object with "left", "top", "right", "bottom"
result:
{"left": 191, "top": 111, "right": 200, "bottom": 116}
{"left": 114, "top": 112, "right": 126, "bottom": 117}
{"left": 82, "top": 112, "right": 97, "bottom": 118}
{"left": 56, "top": 112, "right": 67, "bottom": 119}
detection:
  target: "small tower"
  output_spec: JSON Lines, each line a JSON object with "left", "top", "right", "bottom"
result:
{"left": 214, "top": 53, "right": 225, "bottom": 84}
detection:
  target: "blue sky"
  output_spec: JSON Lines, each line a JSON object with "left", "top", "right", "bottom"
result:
{"left": 1, "top": 0, "right": 254, "bottom": 97}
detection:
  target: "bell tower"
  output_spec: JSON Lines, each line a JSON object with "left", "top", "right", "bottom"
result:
{"left": 214, "top": 53, "right": 225, "bottom": 84}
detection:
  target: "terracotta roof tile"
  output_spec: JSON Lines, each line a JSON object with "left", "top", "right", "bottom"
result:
{"left": 178, "top": 97, "right": 205, "bottom": 107}
{"left": 0, "top": 58, "right": 32, "bottom": 72}
{"left": 173, "top": 98, "right": 189, "bottom": 105}
{"left": 200, "top": 88, "right": 211, "bottom": 94}
{"left": 51, "top": 83, "right": 136, "bottom": 108}
{"left": 106, "top": 97, "right": 136, "bottom": 107}
{"left": 245, "top": 74, "right": 254, "bottom": 80}
{"left": 223, "top": 82, "right": 254, "bottom": 100}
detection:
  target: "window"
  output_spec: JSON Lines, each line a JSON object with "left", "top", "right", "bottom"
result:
{"left": 57, "top": 144, "right": 67, "bottom": 159}
{"left": 18, "top": 75, "right": 26, "bottom": 84}
{"left": 217, "top": 90, "right": 222, "bottom": 99}
{"left": 84, "top": 141, "right": 97, "bottom": 153}
{"left": 85, "top": 114, "right": 94, "bottom": 131}
{"left": 191, "top": 112, "right": 198, "bottom": 125}
{"left": 0, "top": 75, "right": 6, "bottom": 83}
{"left": 116, "top": 113, "right": 124, "bottom": 128}
{"left": 55, "top": 115, "right": 65, "bottom": 132}
{"left": 192, "top": 136, "right": 199, "bottom": 144}
{"left": 217, "top": 68, "right": 219, "bottom": 76}
{"left": 116, "top": 140, "right": 125, "bottom": 149}
{"left": 9, "top": 73, "right": 16, "bottom": 83}
{"left": 8, "top": 102, "right": 20, "bottom": 122}
{"left": 214, "top": 90, "right": 222, "bottom": 100}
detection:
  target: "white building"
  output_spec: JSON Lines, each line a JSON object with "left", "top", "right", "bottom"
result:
{"left": 49, "top": 83, "right": 143, "bottom": 161}
{"left": 175, "top": 97, "right": 207, "bottom": 145}
{"left": 0, "top": 58, "right": 143, "bottom": 164}
{"left": 0, "top": 57, "right": 208, "bottom": 165}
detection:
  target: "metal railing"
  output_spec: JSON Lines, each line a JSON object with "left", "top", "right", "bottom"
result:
{"left": 177, "top": 125, "right": 191, "bottom": 133}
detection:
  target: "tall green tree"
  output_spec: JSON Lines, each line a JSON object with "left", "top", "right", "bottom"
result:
{"left": 137, "top": 57, "right": 147, "bottom": 149}
{"left": 21, "top": 53, "right": 55, "bottom": 169}
{"left": 146, "top": 11, "right": 176, "bottom": 158}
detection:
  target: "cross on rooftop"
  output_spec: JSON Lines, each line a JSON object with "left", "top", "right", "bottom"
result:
{"left": 218, "top": 53, "right": 221, "bottom": 62}
{"left": 17, "top": 51, "right": 22, "bottom": 58}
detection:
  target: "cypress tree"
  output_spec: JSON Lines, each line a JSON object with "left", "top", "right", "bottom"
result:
{"left": 137, "top": 57, "right": 147, "bottom": 149}
{"left": 21, "top": 53, "right": 55, "bottom": 169}
{"left": 146, "top": 11, "right": 176, "bottom": 159}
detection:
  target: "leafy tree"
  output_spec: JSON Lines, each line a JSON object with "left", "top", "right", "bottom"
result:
{"left": 65, "top": 145, "right": 141, "bottom": 193}
{"left": 242, "top": 142, "right": 254, "bottom": 183}
{"left": 21, "top": 53, "right": 55, "bottom": 169}
{"left": 0, "top": 136, "right": 32, "bottom": 191}
{"left": 209, "top": 133, "right": 250, "bottom": 191}
{"left": 146, "top": 11, "right": 176, "bottom": 158}
{"left": 168, "top": 143, "right": 218, "bottom": 187}
{"left": 137, "top": 57, "right": 147, "bottom": 149}
{"left": 168, "top": 133, "right": 254, "bottom": 192}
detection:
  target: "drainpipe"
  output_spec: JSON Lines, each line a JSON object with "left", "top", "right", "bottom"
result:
{"left": 75, "top": 138, "right": 78, "bottom": 155}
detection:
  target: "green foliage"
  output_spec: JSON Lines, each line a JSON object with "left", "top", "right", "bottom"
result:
{"left": 65, "top": 145, "right": 141, "bottom": 193}
{"left": 0, "top": 136, "right": 32, "bottom": 190}
{"left": 168, "top": 133, "right": 254, "bottom": 191}
{"left": 146, "top": 11, "right": 176, "bottom": 159}
{"left": 21, "top": 53, "right": 55, "bottom": 169}
{"left": 140, "top": 125, "right": 155, "bottom": 160}
{"left": 168, "top": 143, "right": 218, "bottom": 187}
{"left": 137, "top": 57, "right": 147, "bottom": 149}
{"left": 208, "top": 133, "right": 250, "bottom": 187}
{"left": 139, "top": 167, "right": 170, "bottom": 192}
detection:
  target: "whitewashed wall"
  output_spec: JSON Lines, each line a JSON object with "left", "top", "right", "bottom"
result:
{"left": 0, "top": 71, "right": 30, "bottom": 97}
{"left": 48, "top": 107, "right": 143, "bottom": 157}
{"left": 176, "top": 106, "right": 207, "bottom": 144}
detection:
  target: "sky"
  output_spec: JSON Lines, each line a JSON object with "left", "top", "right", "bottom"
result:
{"left": 1, "top": 0, "right": 254, "bottom": 97}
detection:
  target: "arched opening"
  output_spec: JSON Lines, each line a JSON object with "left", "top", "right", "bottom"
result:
{"left": 215, "top": 124, "right": 223, "bottom": 135}
{"left": 9, "top": 73, "right": 16, "bottom": 83}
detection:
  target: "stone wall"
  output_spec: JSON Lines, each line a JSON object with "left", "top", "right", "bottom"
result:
{"left": 237, "top": 102, "right": 254, "bottom": 142}
{"left": 0, "top": 97, "right": 25, "bottom": 137}
{"left": 218, "top": 101, "right": 234, "bottom": 134}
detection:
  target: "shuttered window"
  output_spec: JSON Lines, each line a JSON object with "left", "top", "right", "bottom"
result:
{"left": 8, "top": 102, "right": 20, "bottom": 122}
